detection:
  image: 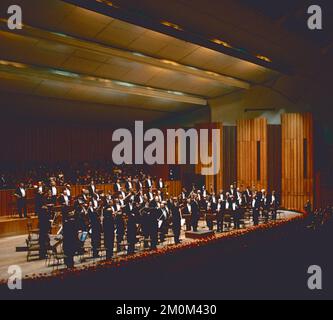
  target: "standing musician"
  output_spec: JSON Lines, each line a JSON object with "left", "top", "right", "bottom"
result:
{"left": 63, "top": 209, "right": 78, "bottom": 269}
{"left": 114, "top": 179, "right": 122, "bottom": 193}
{"left": 270, "top": 191, "right": 279, "bottom": 221}
{"left": 35, "top": 181, "right": 45, "bottom": 218}
{"left": 157, "top": 202, "right": 169, "bottom": 243}
{"left": 125, "top": 200, "right": 138, "bottom": 255}
{"left": 216, "top": 199, "right": 225, "bottom": 233}
{"left": 252, "top": 192, "right": 261, "bottom": 226}
{"left": 261, "top": 190, "right": 270, "bottom": 223}
{"left": 88, "top": 197, "right": 102, "bottom": 258}
{"left": 145, "top": 176, "right": 153, "bottom": 190}
{"left": 182, "top": 199, "right": 193, "bottom": 231}
{"left": 114, "top": 198, "right": 125, "bottom": 252}
{"left": 59, "top": 189, "right": 71, "bottom": 224}
{"left": 103, "top": 198, "right": 116, "bottom": 260}
{"left": 50, "top": 180, "right": 58, "bottom": 205}
{"left": 88, "top": 180, "right": 97, "bottom": 197}
{"left": 170, "top": 197, "right": 182, "bottom": 244}
{"left": 38, "top": 192, "right": 52, "bottom": 259}
{"left": 14, "top": 182, "right": 27, "bottom": 219}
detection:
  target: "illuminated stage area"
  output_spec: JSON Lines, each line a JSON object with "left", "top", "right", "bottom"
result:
{"left": 0, "top": 210, "right": 301, "bottom": 281}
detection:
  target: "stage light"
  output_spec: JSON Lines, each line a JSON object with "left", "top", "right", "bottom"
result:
{"left": 211, "top": 39, "right": 232, "bottom": 48}
{"left": 256, "top": 55, "right": 272, "bottom": 63}
{"left": 161, "top": 21, "right": 183, "bottom": 31}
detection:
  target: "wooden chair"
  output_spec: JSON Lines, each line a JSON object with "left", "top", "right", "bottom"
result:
{"left": 26, "top": 238, "right": 40, "bottom": 262}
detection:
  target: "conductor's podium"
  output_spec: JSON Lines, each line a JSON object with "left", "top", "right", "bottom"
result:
{"left": 185, "top": 230, "right": 215, "bottom": 240}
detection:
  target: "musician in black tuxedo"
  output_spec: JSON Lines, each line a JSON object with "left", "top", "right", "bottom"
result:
{"left": 88, "top": 199, "right": 102, "bottom": 258}
{"left": 88, "top": 180, "right": 96, "bottom": 197}
{"left": 244, "top": 187, "right": 252, "bottom": 207}
{"left": 252, "top": 192, "right": 261, "bottom": 226}
{"left": 270, "top": 191, "right": 279, "bottom": 221}
{"left": 14, "top": 183, "right": 27, "bottom": 219}
{"left": 34, "top": 181, "right": 45, "bottom": 218}
{"left": 261, "top": 190, "right": 270, "bottom": 222}
{"left": 229, "top": 185, "right": 237, "bottom": 198}
{"left": 50, "top": 181, "right": 58, "bottom": 205}
{"left": 141, "top": 202, "right": 152, "bottom": 249}
{"left": 157, "top": 178, "right": 164, "bottom": 190}
{"left": 191, "top": 198, "right": 200, "bottom": 232}
{"left": 38, "top": 195, "right": 51, "bottom": 259}
{"left": 157, "top": 202, "right": 169, "bottom": 243}
{"left": 114, "top": 199, "right": 125, "bottom": 252}
{"left": 125, "top": 200, "right": 138, "bottom": 255}
{"left": 125, "top": 177, "right": 133, "bottom": 192}
{"left": 59, "top": 189, "right": 71, "bottom": 224}
{"left": 63, "top": 210, "right": 78, "bottom": 269}
{"left": 103, "top": 199, "right": 116, "bottom": 260}
{"left": 216, "top": 199, "right": 225, "bottom": 233}
{"left": 114, "top": 179, "right": 122, "bottom": 193}
{"left": 136, "top": 179, "right": 143, "bottom": 191}
{"left": 145, "top": 176, "right": 153, "bottom": 190}
{"left": 149, "top": 201, "right": 159, "bottom": 250}
{"left": 170, "top": 198, "right": 182, "bottom": 244}
{"left": 182, "top": 199, "right": 193, "bottom": 231}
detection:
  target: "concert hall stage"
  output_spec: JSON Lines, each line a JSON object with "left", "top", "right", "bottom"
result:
{"left": 0, "top": 210, "right": 303, "bottom": 283}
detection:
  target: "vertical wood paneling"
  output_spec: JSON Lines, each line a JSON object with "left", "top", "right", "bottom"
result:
{"left": 282, "top": 113, "right": 314, "bottom": 211}
{"left": 196, "top": 123, "right": 223, "bottom": 193}
{"left": 268, "top": 125, "right": 282, "bottom": 193}
{"left": 237, "top": 118, "right": 268, "bottom": 191}
{"left": 223, "top": 126, "right": 237, "bottom": 191}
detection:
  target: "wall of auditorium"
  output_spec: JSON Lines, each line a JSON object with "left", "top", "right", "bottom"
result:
{"left": 209, "top": 75, "right": 314, "bottom": 125}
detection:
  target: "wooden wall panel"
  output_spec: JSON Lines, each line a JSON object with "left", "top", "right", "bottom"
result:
{"left": 195, "top": 123, "right": 223, "bottom": 193}
{"left": 223, "top": 126, "right": 237, "bottom": 191}
{"left": 268, "top": 125, "right": 282, "bottom": 193}
{"left": 237, "top": 118, "right": 268, "bottom": 191}
{"left": 282, "top": 113, "right": 314, "bottom": 211}
{"left": 0, "top": 123, "right": 117, "bottom": 163}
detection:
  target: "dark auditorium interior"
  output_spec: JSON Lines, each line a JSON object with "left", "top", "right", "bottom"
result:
{"left": 0, "top": 0, "right": 332, "bottom": 300}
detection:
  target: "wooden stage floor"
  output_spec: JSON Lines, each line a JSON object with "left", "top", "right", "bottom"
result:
{"left": 0, "top": 210, "right": 301, "bottom": 282}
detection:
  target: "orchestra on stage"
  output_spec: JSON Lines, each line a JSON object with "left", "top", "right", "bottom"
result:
{"left": 13, "top": 170, "right": 284, "bottom": 268}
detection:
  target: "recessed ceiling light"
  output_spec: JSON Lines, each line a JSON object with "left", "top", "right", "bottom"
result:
{"left": 95, "top": 0, "right": 120, "bottom": 8}
{"left": 161, "top": 59, "right": 180, "bottom": 67}
{"left": 51, "top": 70, "right": 79, "bottom": 78}
{"left": 211, "top": 39, "right": 232, "bottom": 48}
{"left": 256, "top": 55, "right": 272, "bottom": 63}
{"left": 114, "top": 81, "right": 136, "bottom": 88}
{"left": 161, "top": 21, "right": 183, "bottom": 31}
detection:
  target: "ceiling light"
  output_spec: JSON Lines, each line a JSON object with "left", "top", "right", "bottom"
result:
{"left": 161, "top": 21, "right": 183, "bottom": 31}
{"left": 95, "top": 0, "right": 120, "bottom": 8}
{"left": 161, "top": 59, "right": 180, "bottom": 67}
{"left": 132, "top": 52, "right": 146, "bottom": 58}
{"left": 113, "top": 81, "right": 136, "bottom": 88}
{"left": 51, "top": 70, "right": 79, "bottom": 78}
{"left": 211, "top": 39, "right": 232, "bottom": 48}
{"left": 256, "top": 55, "right": 272, "bottom": 63}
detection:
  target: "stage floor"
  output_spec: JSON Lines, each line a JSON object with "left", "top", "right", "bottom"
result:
{"left": 0, "top": 210, "right": 301, "bottom": 282}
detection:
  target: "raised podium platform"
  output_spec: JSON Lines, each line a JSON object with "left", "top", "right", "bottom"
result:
{"left": 185, "top": 230, "right": 215, "bottom": 239}
{"left": 0, "top": 216, "right": 38, "bottom": 238}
